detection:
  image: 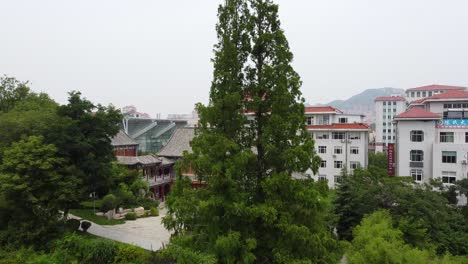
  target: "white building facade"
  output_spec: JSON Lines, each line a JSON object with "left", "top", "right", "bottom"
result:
{"left": 374, "top": 96, "right": 406, "bottom": 152}
{"left": 395, "top": 90, "right": 468, "bottom": 185}
{"left": 305, "top": 106, "right": 369, "bottom": 188}
{"left": 404, "top": 84, "right": 465, "bottom": 102}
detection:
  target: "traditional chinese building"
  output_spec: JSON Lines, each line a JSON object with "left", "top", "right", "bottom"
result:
{"left": 111, "top": 130, "right": 139, "bottom": 157}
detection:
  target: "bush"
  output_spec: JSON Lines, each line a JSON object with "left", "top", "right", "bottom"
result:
{"left": 138, "top": 198, "right": 160, "bottom": 210}
{"left": 101, "top": 194, "right": 118, "bottom": 212}
{"left": 114, "top": 244, "right": 152, "bottom": 264}
{"left": 150, "top": 207, "right": 159, "bottom": 217}
{"left": 125, "top": 212, "right": 137, "bottom": 220}
{"left": 81, "top": 221, "right": 92, "bottom": 232}
{"left": 55, "top": 233, "right": 117, "bottom": 264}
{"left": 66, "top": 219, "right": 81, "bottom": 232}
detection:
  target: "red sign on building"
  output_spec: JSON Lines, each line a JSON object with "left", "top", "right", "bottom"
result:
{"left": 387, "top": 143, "right": 395, "bottom": 176}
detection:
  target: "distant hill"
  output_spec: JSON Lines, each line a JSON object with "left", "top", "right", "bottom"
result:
{"left": 315, "top": 87, "right": 405, "bottom": 122}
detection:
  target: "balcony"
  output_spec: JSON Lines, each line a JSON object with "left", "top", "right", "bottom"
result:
{"left": 409, "top": 161, "right": 423, "bottom": 168}
{"left": 146, "top": 175, "right": 172, "bottom": 187}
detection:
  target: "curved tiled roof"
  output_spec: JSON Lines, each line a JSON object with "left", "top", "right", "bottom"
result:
{"left": 406, "top": 84, "right": 465, "bottom": 92}
{"left": 158, "top": 127, "right": 195, "bottom": 158}
{"left": 116, "top": 155, "right": 161, "bottom": 166}
{"left": 111, "top": 130, "right": 138, "bottom": 146}
{"left": 307, "top": 123, "right": 369, "bottom": 130}
{"left": 395, "top": 107, "right": 440, "bottom": 119}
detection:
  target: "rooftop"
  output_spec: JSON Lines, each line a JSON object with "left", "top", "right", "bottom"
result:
{"left": 158, "top": 127, "right": 195, "bottom": 158}
{"left": 406, "top": 84, "right": 465, "bottom": 92}
{"left": 307, "top": 123, "right": 369, "bottom": 131}
{"left": 304, "top": 106, "right": 343, "bottom": 114}
{"left": 374, "top": 96, "right": 406, "bottom": 102}
{"left": 111, "top": 130, "right": 138, "bottom": 146}
{"left": 395, "top": 107, "right": 440, "bottom": 120}
{"left": 116, "top": 155, "right": 161, "bottom": 166}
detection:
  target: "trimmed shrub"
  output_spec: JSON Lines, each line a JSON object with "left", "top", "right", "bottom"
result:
{"left": 114, "top": 244, "right": 152, "bottom": 264}
{"left": 81, "top": 221, "right": 92, "bottom": 232}
{"left": 125, "top": 212, "right": 137, "bottom": 220}
{"left": 66, "top": 219, "right": 81, "bottom": 232}
{"left": 100, "top": 194, "right": 118, "bottom": 212}
{"left": 138, "top": 198, "right": 160, "bottom": 210}
{"left": 150, "top": 207, "right": 159, "bottom": 217}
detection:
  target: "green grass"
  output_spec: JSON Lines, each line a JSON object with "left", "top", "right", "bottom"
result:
{"left": 80, "top": 199, "right": 103, "bottom": 209}
{"left": 70, "top": 209, "right": 125, "bottom": 225}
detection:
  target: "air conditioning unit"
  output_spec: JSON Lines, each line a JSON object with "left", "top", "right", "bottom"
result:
{"left": 462, "top": 160, "right": 468, "bottom": 165}
{"left": 332, "top": 155, "right": 337, "bottom": 158}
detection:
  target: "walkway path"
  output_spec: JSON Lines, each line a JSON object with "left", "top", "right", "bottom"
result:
{"left": 70, "top": 208, "right": 171, "bottom": 251}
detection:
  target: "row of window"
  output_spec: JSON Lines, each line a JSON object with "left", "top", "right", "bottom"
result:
{"left": 382, "top": 122, "right": 393, "bottom": 126}
{"left": 443, "top": 103, "right": 468, "bottom": 109}
{"left": 383, "top": 108, "right": 397, "bottom": 112}
{"left": 407, "top": 91, "right": 437, "bottom": 98}
{"left": 383, "top": 129, "right": 396, "bottom": 133}
{"left": 320, "top": 160, "right": 360, "bottom": 169}
{"left": 410, "top": 130, "right": 468, "bottom": 143}
{"left": 314, "top": 132, "right": 361, "bottom": 140}
{"left": 383, "top": 136, "right": 395, "bottom": 140}
{"left": 318, "top": 146, "right": 359, "bottom": 154}
{"left": 318, "top": 175, "right": 343, "bottom": 183}
{"left": 382, "top": 101, "right": 398, "bottom": 106}
{"left": 409, "top": 150, "right": 457, "bottom": 163}
{"left": 410, "top": 169, "right": 458, "bottom": 184}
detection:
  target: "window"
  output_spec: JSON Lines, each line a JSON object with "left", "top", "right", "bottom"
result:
{"left": 382, "top": 122, "right": 386, "bottom": 126}
{"left": 442, "top": 171, "right": 457, "bottom": 184}
{"left": 442, "top": 151, "right": 457, "bottom": 163}
{"left": 316, "top": 132, "right": 329, "bottom": 139}
{"left": 387, "top": 115, "right": 391, "bottom": 119}
{"left": 349, "top": 133, "right": 360, "bottom": 140}
{"left": 334, "top": 175, "right": 343, "bottom": 183}
{"left": 338, "top": 117, "right": 348, "bottom": 123}
{"left": 320, "top": 160, "right": 327, "bottom": 168}
{"left": 306, "top": 116, "right": 314, "bottom": 125}
{"left": 411, "top": 92, "right": 415, "bottom": 97}
{"left": 318, "top": 175, "right": 327, "bottom": 181}
{"left": 383, "top": 136, "right": 386, "bottom": 140}
{"left": 417, "top": 91, "right": 421, "bottom": 97}
{"left": 317, "top": 115, "right": 330, "bottom": 125}
{"left": 428, "top": 91, "right": 432, "bottom": 97}
{"left": 383, "top": 102, "right": 386, "bottom": 105}
{"left": 422, "top": 91, "right": 426, "bottom": 97}
{"left": 393, "top": 109, "right": 396, "bottom": 112}
{"left": 334, "top": 146, "right": 343, "bottom": 154}
{"left": 350, "top": 147, "right": 359, "bottom": 154}
{"left": 410, "top": 150, "right": 423, "bottom": 162}
{"left": 411, "top": 169, "right": 423, "bottom": 182}
{"left": 410, "top": 130, "right": 424, "bottom": 142}
{"left": 318, "top": 146, "right": 327, "bottom": 154}
{"left": 332, "top": 132, "right": 345, "bottom": 140}
{"left": 440, "top": 132, "right": 454, "bottom": 143}
{"left": 383, "top": 109, "right": 386, "bottom": 112}
{"left": 350, "top": 162, "right": 360, "bottom": 169}
{"left": 465, "top": 132, "right": 468, "bottom": 143}
{"left": 382, "top": 129, "right": 387, "bottom": 134}
{"left": 334, "top": 161, "right": 343, "bottom": 169}
{"left": 393, "top": 101, "right": 396, "bottom": 105}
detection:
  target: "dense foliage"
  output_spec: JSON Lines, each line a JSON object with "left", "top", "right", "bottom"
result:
{"left": 163, "top": 0, "right": 338, "bottom": 263}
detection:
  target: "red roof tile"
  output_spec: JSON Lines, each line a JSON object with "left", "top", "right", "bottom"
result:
{"left": 395, "top": 107, "right": 440, "bottom": 119}
{"left": 406, "top": 84, "right": 465, "bottom": 92}
{"left": 307, "top": 123, "right": 369, "bottom": 130}
{"left": 374, "top": 96, "right": 406, "bottom": 102}
{"left": 423, "top": 90, "right": 468, "bottom": 100}
{"left": 410, "top": 98, "right": 425, "bottom": 104}
{"left": 304, "top": 106, "right": 342, "bottom": 113}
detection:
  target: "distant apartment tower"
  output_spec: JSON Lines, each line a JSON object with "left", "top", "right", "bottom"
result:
{"left": 305, "top": 106, "right": 370, "bottom": 188}
{"left": 404, "top": 84, "right": 465, "bottom": 102}
{"left": 395, "top": 90, "right": 468, "bottom": 186}
{"left": 374, "top": 96, "right": 407, "bottom": 152}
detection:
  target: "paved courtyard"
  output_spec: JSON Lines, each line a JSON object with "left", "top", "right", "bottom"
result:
{"left": 71, "top": 208, "right": 171, "bottom": 251}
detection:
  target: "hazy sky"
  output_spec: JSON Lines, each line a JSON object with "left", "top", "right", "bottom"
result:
{"left": 2, "top": 0, "right": 468, "bottom": 117}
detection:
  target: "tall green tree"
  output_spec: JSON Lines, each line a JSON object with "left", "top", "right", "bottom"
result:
{"left": 48, "top": 91, "right": 122, "bottom": 198}
{"left": 0, "top": 136, "right": 79, "bottom": 247}
{"left": 164, "top": 1, "right": 337, "bottom": 263}
{"left": 0, "top": 75, "right": 30, "bottom": 113}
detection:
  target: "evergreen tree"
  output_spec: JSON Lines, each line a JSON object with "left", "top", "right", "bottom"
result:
{"left": 163, "top": 1, "right": 337, "bottom": 263}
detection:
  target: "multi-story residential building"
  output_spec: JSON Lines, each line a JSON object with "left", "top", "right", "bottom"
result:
{"left": 404, "top": 84, "right": 465, "bottom": 102}
{"left": 304, "top": 106, "right": 370, "bottom": 188}
{"left": 395, "top": 90, "right": 468, "bottom": 185}
{"left": 374, "top": 96, "right": 407, "bottom": 152}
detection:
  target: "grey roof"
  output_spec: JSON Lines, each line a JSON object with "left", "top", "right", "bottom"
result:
{"left": 116, "top": 155, "right": 161, "bottom": 166}
{"left": 158, "top": 127, "right": 195, "bottom": 158}
{"left": 111, "top": 130, "right": 138, "bottom": 146}
{"left": 158, "top": 156, "right": 176, "bottom": 166}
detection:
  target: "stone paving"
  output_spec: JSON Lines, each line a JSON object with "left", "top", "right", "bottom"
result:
{"left": 70, "top": 208, "right": 171, "bottom": 251}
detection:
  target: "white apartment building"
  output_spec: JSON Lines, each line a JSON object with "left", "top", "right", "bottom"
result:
{"left": 404, "top": 84, "right": 465, "bottom": 102}
{"left": 374, "top": 96, "right": 406, "bottom": 152}
{"left": 395, "top": 90, "right": 468, "bottom": 185}
{"left": 305, "top": 106, "right": 370, "bottom": 188}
